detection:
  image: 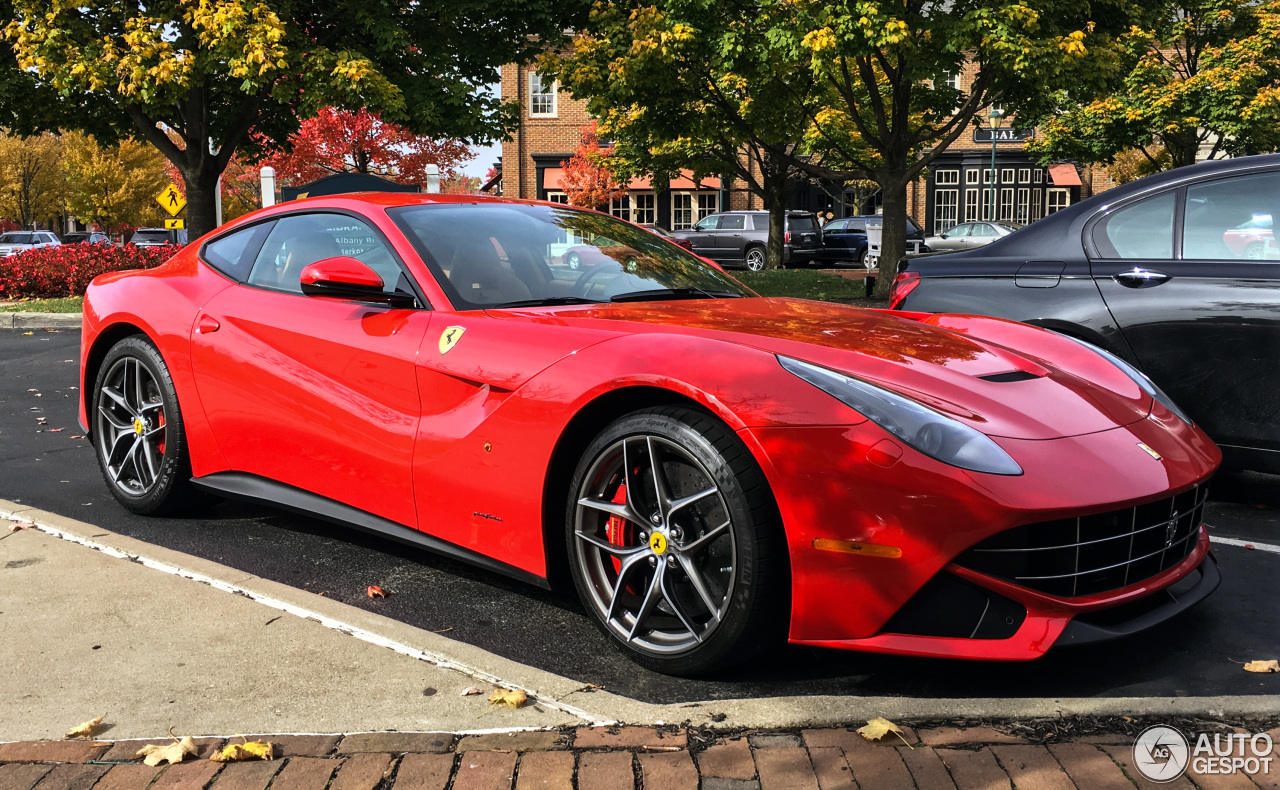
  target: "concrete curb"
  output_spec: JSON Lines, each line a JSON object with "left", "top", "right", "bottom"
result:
{"left": 3, "top": 499, "right": 1278, "bottom": 729}
{"left": 0, "top": 311, "right": 82, "bottom": 329}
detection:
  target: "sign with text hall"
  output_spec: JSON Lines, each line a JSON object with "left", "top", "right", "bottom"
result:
{"left": 973, "top": 127, "right": 1035, "bottom": 144}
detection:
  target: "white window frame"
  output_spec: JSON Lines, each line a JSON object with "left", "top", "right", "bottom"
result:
{"left": 631, "top": 192, "right": 656, "bottom": 225}
{"left": 529, "top": 73, "right": 557, "bottom": 117}
{"left": 545, "top": 191, "right": 568, "bottom": 204}
{"left": 1031, "top": 189, "right": 1044, "bottom": 221}
{"left": 945, "top": 71, "right": 962, "bottom": 91}
{"left": 999, "top": 188, "right": 1014, "bottom": 222}
{"left": 934, "top": 189, "right": 959, "bottom": 233}
{"left": 696, "top": 192, "right": 718, "bottom": 222}
{"left": 964, "top": 188, "right": 981, "bottom": 222}
{"left": 966, "top": 169, "right": 980, "bottom": 185}
{"left": 609, "top": 196, "right": 630, "bottom": 222}
{"left": 1034, "top": 169, "right": 1044, "bottom": 184}
{"left": 935, "top": 169, "right": 959, "bottom": 185}
{"left": 981, "top": 188, "right": 993, "bottom": 221}
{"left": 1018, "top": 168, "right": 1031, "bottom": 184}
{"left": 983, "top": 169, "right": 994, "bottom": 184}
{"left": 1016, "top": 188, "right": 1030, "bottom": 224}
{"left": 671, "top": 191, "right": 719, "bottom": 229}
{"left": 1001, "top": 168, "right": 1015, "bottom": 184}
{"left": 1047, "top": 188, "right": 1071, "bottom": 215}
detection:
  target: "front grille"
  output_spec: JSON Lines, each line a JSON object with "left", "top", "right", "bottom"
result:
{"left": 956, "top": 484, "right": 1208, "bottom": 597}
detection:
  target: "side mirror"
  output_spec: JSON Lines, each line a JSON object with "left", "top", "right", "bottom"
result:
{"left": 299, "top": 256, "right": 413, "bottom": 307}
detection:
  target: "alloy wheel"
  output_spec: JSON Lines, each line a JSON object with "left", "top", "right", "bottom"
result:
{"left": 573, "top": 434, "right": 736, "bottom": 655}
{"left": 568, "top": 252, "right": 582, "bottom": 270}
{"left": 96, "top": 356, "right": 168, "bottom": 496}
{"left": 745, "top": 249, "right": 765, "bottom": 272}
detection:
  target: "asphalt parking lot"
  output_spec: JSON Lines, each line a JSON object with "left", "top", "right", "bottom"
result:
{"left": 2, "top": 328, "right": 1278, "bottom": 705}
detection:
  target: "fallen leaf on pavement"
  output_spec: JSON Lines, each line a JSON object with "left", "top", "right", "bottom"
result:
{"left": 65, "top": 716, "right": 104, "bottom": 739}
{"left": 487, "top": 688, "right": 528, "bottom": 709}
{"left": 858, "top": 717, "right": 912, "bottom": 747}
{"left": 136, "top": 734, "right": 198, "bottom": 766}
{"left": 48, "top": 428, "right": 64, "bottom": 432}
{"left": 461, "top": 687, "right": 483, "bottom": 696}
{"left": 210, "top": 738, "right": 274, "bottom": 762}
{"left": 1244, "top": 660, "right": 1279, "bottom": 673}
{"left": 26, "top": 389, "right": 37, "bottom": 392}
{"left": 367, "top": 585, "right": 389, "bottom": 599}
{"left": 22, "top": 331, "right": 32, "bottom": 335}
{"left": 8, "top": 522, "right": 27, "bottom": 532}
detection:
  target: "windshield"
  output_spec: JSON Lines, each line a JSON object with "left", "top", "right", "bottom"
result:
{"left": 132, "top": 231, "right": 170, "bottom": 242}
{"left": 789, "top": 215, "right": 817, "bottom": 232}
{"left": 389, "top": 203, "right": 751, "bottom": 309}
{"left": 0, "top": 233, "right": 34, "bottom": 244}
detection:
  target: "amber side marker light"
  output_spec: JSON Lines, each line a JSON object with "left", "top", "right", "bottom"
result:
{"left": 813, "top": 538, "right": 903, "bottom": 558}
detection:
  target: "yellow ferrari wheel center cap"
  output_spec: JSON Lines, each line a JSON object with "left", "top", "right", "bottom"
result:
{"left": 133, "top": 418, "right": 145, "bottom": 435}
{"left": 649, "top": 532, "right": 668, "bottom": 555}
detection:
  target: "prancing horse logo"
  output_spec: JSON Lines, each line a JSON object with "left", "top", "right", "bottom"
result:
{"left": 1165, "top": 511, "right": 1179, "bottom": 548}
{"left": 438, "top": 326, "right": 466, "bottom": 354}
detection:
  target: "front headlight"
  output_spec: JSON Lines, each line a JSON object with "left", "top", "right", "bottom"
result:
{"left": 778, "top": 356, "right": 1023, "bottom": 476}
{"left": 1056, "top": 334, "right": 1193, "bottom": 426}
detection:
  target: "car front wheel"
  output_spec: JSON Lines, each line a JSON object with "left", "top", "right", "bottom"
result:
{"left": 566, "top": 406, "right": 786, "bottom": 675}
{"left": 92, "top": 336, "right": 197, "bottom": 515}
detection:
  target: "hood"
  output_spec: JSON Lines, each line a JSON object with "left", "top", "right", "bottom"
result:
{"left": 490, "top": 297, "right": 1150, "bottom": 440}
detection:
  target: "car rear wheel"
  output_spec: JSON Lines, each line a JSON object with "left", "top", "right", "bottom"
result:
{"left": 566, "top": 406, "right": 786, "bottom": 675}
{"left": 92, "top": 336, "right": 197, "bottom": 515}
{"left": 567, "top": 252, "right": 582, "bottom": 270}
{"left": 744, "top": 247, "right": 766, "bottom": 272}
{"left": 1245, "top": 242, "right": 1267, "bottom": 260}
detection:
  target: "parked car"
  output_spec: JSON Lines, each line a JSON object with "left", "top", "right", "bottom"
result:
{"left": 640, "top": 223, "right": 693, "bottom": 250}
{"left": 893, "top": 153, "right": 1280, "bottom": 474}
{"left": 671, "top": 210, "right": 822, "bottom": 271}
{"left": 129, "top": 227, "right": 188, "bottom": 248}
{"left": 62, "top": 232, "right": 113, "bottom": 245}
{"left": 80, "top": 192, "right": 1219, "bottom": 675}
{"left": 923, "top": 222, "right": 1020, "bottom": 253}
{"left": 817, "top": 215, "right": 928, "bottom": 266}
{"left": 0, "top": 230, "right": 60, "bottom": 257}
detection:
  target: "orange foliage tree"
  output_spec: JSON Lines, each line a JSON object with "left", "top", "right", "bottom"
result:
{"left": 560, "top": 123, "right": 626, "bottom": 209}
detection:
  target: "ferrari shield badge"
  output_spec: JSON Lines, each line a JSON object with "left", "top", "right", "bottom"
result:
{"left": 438, "top": 326, "right": 466, "bottom": 354}
{"left": 1138, "top": 442, "right": 1163, "bottom": 461}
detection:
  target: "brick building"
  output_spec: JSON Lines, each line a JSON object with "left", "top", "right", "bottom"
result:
{"left": 497, "top": 62, "right": 1118, "bottom": 234}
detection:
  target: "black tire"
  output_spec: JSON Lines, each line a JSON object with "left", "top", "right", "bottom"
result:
{"left": 744, "top": 246, "right": 766, "bottom": 272}
{"left": 92, "top": 335, "right": 198, "bottom": 515}
{"left": 565, "top": 406, "right": 787, "bottom": 675}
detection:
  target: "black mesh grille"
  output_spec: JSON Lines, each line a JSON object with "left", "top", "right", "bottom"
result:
{"left": 956, "top": 484, "right": 1208, "bottom": 598}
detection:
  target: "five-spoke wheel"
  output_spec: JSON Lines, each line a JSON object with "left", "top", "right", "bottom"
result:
{"left": 567, "top": 407, "right": 785, "bottom": 675}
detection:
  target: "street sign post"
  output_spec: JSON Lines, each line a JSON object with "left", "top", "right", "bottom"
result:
{"left": 164, "top": 219, "right": 185, "bottom": 230}
{"left": 156, "top": 184, "right": 186, "bottom": 216}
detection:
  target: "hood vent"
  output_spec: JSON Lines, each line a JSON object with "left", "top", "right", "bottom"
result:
{"left": 979, "top": 370, "right": 1041, "bottom": 383}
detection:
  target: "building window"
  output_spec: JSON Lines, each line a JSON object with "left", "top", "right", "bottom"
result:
{"left": 966, "top": 169, "right": 980, "bottom": 185}
{"left": 671, "top": 192, "right": 719, "bottom": 229}
{"left": 936, "top": 170, "right": 959, "bottom": 185}
{"left": 1018, "top": 168, "right": 1031, "bottom": 184}
{"left": 1047, "top": 188, "right": 1071, "bottom": 215}
{"left": 1031, "top": 189, "right": 1044, "bottom": 221}
{"left": 945, "top": 71, "right": 962, "bottom": 91}
{"left": 981, "top": 188, "right": 993, "bottom": 220}
{"left": 1000, "top": 188, "right": 1014, "bottom": 221}
{"left": 632, "top": 193, "right": 656, "bottom": 225}
{"left": 610, "top": 197, "right": 630, "bottom": 222}
{"left": 983, "top": 169, "right": 994, "bottom": 184}
{"left": 1016, "top": 188, "right": 1030, "bottom": 224}
{"left": 965, "top": 188, "right": 981, "bottom": 222}
{"left": 934, "top": 189, "right": 959, "bottom": 233}
{"left": 697, "top": 193, "right": 718, "bottom": 222}
{"left": 1001, "top": 168, "right": 1015, "bottom": 184}
{"left": 529, "top": 73, "right": 557, "bottom": 117}
{"left": 545, "top": 191, "right": 568, "bottom": 204}
{"left": 1034, "top": 169, "right": 1044, "bottom": 184}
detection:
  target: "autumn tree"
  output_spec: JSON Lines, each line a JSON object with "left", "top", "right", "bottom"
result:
{"left": 260, "top": 107, "right": 474, "bottom": 188}
{"left": 62, "top": 133, "right": 169, "bottom": 233}
{"left": 0, "top": 132, "right": 63, "bottom": 228}
{"left": 559, "top": 124, "right": 627, "bottom": 209}
{"left": 5, "top": 0, "right": 585, "bottom": 238}
{"left": 441, "top": 174, "right": 483, "bottom": 194}
{"left": 1029, "top": 1, "right": 1280, "bottom": 171}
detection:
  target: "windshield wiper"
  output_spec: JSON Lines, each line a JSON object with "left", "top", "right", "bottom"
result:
{"left": 609, "top": 288, "right": 743, "bottom": 303}
{"left": 492, "top": 296, "right": 600, "bottom": 308}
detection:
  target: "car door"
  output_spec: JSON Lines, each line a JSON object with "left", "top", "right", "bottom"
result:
{"left": 1088, "top": 171, "right": 1280, "bottom": 461}
{"left": 189, "top": 211, "right": 434, "bottom": 527}
{"left": 683, "top": 215, "right": 719, "bottom": 255}
{"left": 710, "top": 213, "right": 747, "bottom": 260}
{"left": 933, "top": 223, "right": 971, "bottom": 251}
{"left": 969, "top": 223, "right": 999, "bottom": 247}
{"left": 819, "top": 219, "right": 847, "bottom": 262}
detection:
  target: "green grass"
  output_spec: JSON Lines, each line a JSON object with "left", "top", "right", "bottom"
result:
{"left": 0, "top": 296, "right": 84, "bottom": 313}
{"left": 739, "top": 269, "right": 877, "bottom": 303}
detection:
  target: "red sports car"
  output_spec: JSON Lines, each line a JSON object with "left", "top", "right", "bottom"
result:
{"left": 79, "top": 193, "right": 1221, "bottom": 676}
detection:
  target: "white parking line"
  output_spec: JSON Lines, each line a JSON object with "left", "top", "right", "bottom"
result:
{"left": 1211, "top": 535, "right": 1280, "bottom": 555}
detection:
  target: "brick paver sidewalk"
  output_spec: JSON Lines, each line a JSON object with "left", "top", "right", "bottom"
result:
{"left": 1, "top": 724, "right": 1276, "bottom": 790}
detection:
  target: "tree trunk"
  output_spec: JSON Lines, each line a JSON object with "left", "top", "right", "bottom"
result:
{"left": 874, "top": 178, "right": 908, "bottom": 299}
{"left": 765, "top": 191, "right": 786, "bottom": 270}
{"left": 182, "top": 169, "right": 221, "bottom": 240}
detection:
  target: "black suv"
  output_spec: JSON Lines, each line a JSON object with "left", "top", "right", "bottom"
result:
{"left": 129, "top": 227, "right": 189, "bottom": 248}
{"left": 671, "top": 211, "right": 822, "bottom": 271}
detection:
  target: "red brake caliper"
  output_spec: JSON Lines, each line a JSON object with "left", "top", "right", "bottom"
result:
{"left": 606, "top": 481, "right": 633, "bottom": 576}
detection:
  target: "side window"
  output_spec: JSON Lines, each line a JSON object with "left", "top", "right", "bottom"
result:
{"left": 847, "top": 221, "right": 866, "bottom": 234}
{"left": 693, "top": 216, "right": 719, "bottom": 231}
{"left": 826, "top": 220, "right": 847, "bottom": 233}
{"left": 1183, "top": 172, "right": 1280, "bottom": 261}
{"left": 202, "top": 222, "right": 274, "bottom": 282}
{"left": 718, "top": 215, "right": 746, "bottom": 230}
{"left": 247, "top": 213, "right": 406, "bottom": 295}
{"left": 1094, "top": 192, "right": 1176, "bottom": 259}
{"left": 970, "top": 224, "right": 995, "bottom": 237}
{"left": 947, "top": 224, "right": 971, "bottom": 237}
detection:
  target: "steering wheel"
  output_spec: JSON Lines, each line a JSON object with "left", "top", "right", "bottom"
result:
{"left": 572, "top": 260, "right": 623, "bottom": 298}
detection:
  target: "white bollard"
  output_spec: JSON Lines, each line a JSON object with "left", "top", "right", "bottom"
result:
{"left": 260, "top": 166, "right": 277, "bottom": 207}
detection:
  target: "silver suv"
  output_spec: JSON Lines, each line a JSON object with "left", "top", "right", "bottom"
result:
{"left": 0, "top": 230, "right": 60, "bottom": 257}
{"left": 672, "top": 211, "right": 822, "bottom": 271}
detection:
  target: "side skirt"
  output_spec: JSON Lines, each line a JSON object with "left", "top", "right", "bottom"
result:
{"left": 190, "top": 471, "right": 550, "bottom": 590}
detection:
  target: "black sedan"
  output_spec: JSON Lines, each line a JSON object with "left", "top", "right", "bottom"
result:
{"left": 892, "top": 153, "right": 1280, "bottom": 474}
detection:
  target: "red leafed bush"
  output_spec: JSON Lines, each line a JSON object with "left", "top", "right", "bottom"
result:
{"left": 0, "top": 244, "right": 183, "bottom": 299}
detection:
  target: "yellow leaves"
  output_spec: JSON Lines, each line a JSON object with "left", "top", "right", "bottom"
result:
{"left": 857, "top": 717, "right": 912, "bottom": 747}
{"left": 135, "top": 735, "right": 198, "bottom": 766}
{"left": 1244, "top": 659, "right": 1279, "bottom": 673}
{"left": 1059, "top": 30, "right": 1088, "bottom": 58}
{"left": 803, "top": 28, "right": 837, "bottom": 53}
{"left": 488, "top": 688, "right": 529, "bottom": 708}
{"left": 65, "top": 716, "right": 104, "bottom": 740}
{"left": 210, "top": 738, "right": 275, "bottom": 762}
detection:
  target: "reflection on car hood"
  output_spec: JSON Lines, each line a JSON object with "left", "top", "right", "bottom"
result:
{"left": 492, "top": 297, "right": 1150, "bottom": 440}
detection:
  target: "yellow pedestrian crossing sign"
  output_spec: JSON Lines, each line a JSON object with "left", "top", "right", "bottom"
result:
{"left": 164, "top": 219, "right": 184, "bottom": 229}
{"left": 156, "top": 184, "right": 185, "bottom": 216}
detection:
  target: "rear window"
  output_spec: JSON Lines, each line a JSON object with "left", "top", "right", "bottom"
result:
{"left": 132, "top": 231, "right": 170, "bottom": 243}
{"left": 718, "top": 214, "right": 746, "bottom": 230}
{"left": 788, "top": 215, "right": 817, "bottom": 232}
{"left": 0, "top": 233, "right": 34, "bottom": 244}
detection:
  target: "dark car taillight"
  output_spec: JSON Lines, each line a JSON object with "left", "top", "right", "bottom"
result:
{"left": 784, "top": 230, "right": 792, "bottom": 244}
{"left": 674, "top": 238, "right": 693, "bottom": 250}
{"left": 888, "top": 271, "right": 920, "bottom": 310}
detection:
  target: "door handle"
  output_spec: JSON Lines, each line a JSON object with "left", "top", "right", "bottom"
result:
{"left": 197, "top": 315, "right": 221, "bottom": 334}
{"left": 1114, "top": 268, "right": 1171, "bottom": 288}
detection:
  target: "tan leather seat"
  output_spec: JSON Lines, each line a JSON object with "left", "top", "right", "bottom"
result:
{"left": 448, "top": 239, "right": 532, "bottom": 304}
{"left": 279, "top": 233, "right": 342, "bottom": 291}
